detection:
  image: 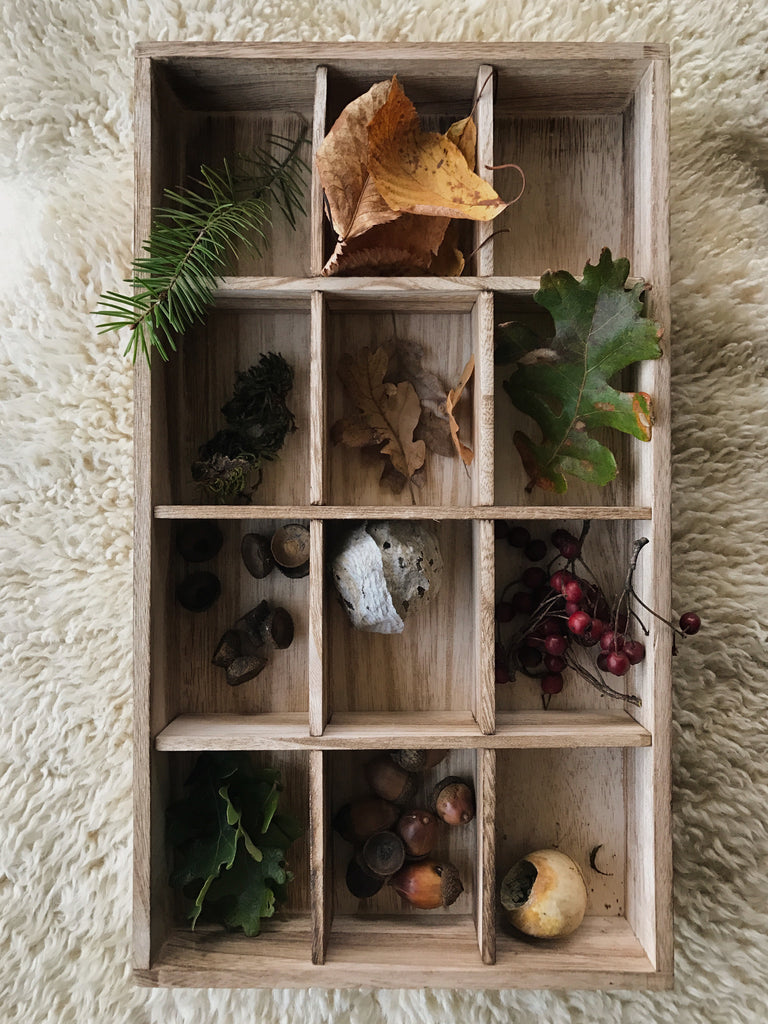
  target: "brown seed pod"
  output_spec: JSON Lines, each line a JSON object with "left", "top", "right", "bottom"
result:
{"left": 365, "top": 754, "right": 416, "bottom": 803}
{"left": 262, "top": 607, "right": 294, "bottom": 649}
{"left": 225, "top": 651, "right": 268, "bottom": 686}
{"left": 391, "top": 749, "right": 449, "bottom": 773}
{"left": 176, "top": 521, "right": 223, "bottom": 563}
{"left": 361, "top": 830, "right": 406, "bottom": 878}
{"left": 432, "top": 776, "right": 475, "bottom": 825}
{"left": 241, "top": 532, "right": 275, "bottom": 579}
{"left": 332, "top": 798, "right": 399, "bottom": 844}
{"left": 271, "top": 524, "right": 310, "bottom": 579}
{"left": 396, "top": 810, "right": 440, "bottom": 859}
{"left": 390, "top": 860, "right": 464, "bottom": 909}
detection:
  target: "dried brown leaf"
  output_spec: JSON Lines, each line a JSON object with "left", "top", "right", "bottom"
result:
{"left": 335, "top": 346, "right": 426, "bottom": 481}
{"left": 315, "top": 79, "right": 400, "bottom": 242}
{"left": 322, "top": 214, "right": 447, "bottom": 277}
{"left": 446, "top": 355, "right": 475, "bottom": 466}
{"left": 367, "top": 79, "right": 506, "bottom": 221}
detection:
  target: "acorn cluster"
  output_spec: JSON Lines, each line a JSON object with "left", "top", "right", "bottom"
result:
{"left": 333, "top": 750, "right": 475, "bottom": 909}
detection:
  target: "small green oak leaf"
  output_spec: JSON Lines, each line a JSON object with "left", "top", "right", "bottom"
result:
{"left": 497, "top": 248, "right": 662, "bottom": 493}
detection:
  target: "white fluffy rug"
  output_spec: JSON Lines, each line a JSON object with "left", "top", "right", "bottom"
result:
{"left": 1, "top": 1, "right": 767, "bottom": 1022}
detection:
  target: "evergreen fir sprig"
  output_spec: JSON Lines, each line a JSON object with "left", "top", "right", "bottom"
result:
{"left": 94, "top": 134, "right": 309, "bottom": 366}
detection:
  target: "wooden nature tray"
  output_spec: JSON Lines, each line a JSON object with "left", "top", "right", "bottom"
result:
{"left": 133, "top": 41, "right": 672, "bottom": 990}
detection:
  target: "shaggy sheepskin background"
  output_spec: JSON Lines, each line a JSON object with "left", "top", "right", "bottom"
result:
{"left": 1, "top": 0, "right": 766, "bottom": 1021}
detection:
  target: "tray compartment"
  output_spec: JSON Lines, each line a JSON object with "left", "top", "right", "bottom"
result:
{"left": 324, "top": 519, "right": 477, "bottom": 719}
{"left": 494, "top": 744, "right": 658, "bottom": 978}
{"left": 326, "top": 748, "right": 480, "bottom": 950}
{"left": 153, "top": 303, "right": 311, "bottom": 507}
{"left": 146, "top": 748, "right": 312, "bottom": 973}
{"left": 148, "top": 60, "right": 314, "bottom": 277}
{"left": 151, "top": 517, "right": 311, "bottom": 730}
{"left": 493, "top": 291, "right": 651, "bottom": 508}
{"left": 323, "top": 295, "right": 481, "bottom": 508}
{"left": 494, "top": 518, "right": 655, "bottom": 714}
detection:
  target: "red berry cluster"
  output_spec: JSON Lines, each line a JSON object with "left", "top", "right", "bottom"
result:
{"left": 494, "top": 522, "right": 701, "bottom": 708}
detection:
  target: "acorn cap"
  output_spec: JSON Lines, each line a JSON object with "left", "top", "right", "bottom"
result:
{"left": 361, "top": 830, "right": 406, "bottom": 878}
{"left": 393, "top": 749, "right": 449, "bottom": 772}
{"left": 271, "top": 524, "right": 310, "bottom": 578}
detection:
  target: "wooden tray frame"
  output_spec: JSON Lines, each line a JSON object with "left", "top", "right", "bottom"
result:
{"left": 132, "top": 42, "right": 671, "bottom": 990}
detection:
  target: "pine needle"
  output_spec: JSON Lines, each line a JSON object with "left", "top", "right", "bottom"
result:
{"left": 94, "top": 134, "right": 309, "bottom": 366}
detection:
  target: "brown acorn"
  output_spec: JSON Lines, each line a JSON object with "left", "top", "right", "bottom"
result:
{"left": 361, "top": 830, "right": 405, "bottom": 878}
{"left": 396, "top": 810, "right": 440, "bottom": 859}
{"left": 365, "top": 754, "right": 416, "bottom": 803}
{"left": 390, "top": 860, "right": 464, "bottom": 909}
{"left": 432, "top": 776, "right": 475, "bottom": 825}
{"left": 345, "top": 855, "right": 384, "bottom": 899}
{"left": 392, "top": 749, "right": 449, "bottom": 773}
{"left": 332, "top": 798, "right": 399, "bottom": 844}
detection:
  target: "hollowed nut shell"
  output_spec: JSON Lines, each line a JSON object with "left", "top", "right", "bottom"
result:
{"left": 500, "top": 848, "right": 588, "bottom": 938}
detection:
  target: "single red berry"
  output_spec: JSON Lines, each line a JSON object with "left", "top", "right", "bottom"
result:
{"left": 600, "top": 629, "right": 624, "bottom": 652}
{"left": 564, "top": 600, "right": 581, "bottom": 617}
{"left": 507, "top": 525, "right": 531, "bottom": 548}
{"left": 606, "top": 650, "right": 631, "bottom": 676}
{"left": 551, "top": 528, "right": 570, "bottom": 547}
{"left": 495, "top": 601, "right": 515, "bottom": 623}
{"left": 679, "top": 612, "right": 701, "bottom": 635}
{"left": 544, "top": 634, "right": 568, "bottom": 657}
{"left": 596, "top": 652, "right": 609, "bottom": 671}
{"left": 522, "top": 566, "right": 548, "bottom": 590}
{"left": 495, "top": 665, "right": 510, "bottom": 685}
{"left": 541, "top": 672, "right": 564, "bottom": 694}
{"left": 549, "top": 570, "right": 572, "bottom": 592}
{"left": 588, "top": 618, "right": 605, "bottom": 641}
{"left": 544, "top": 654, "right": 567, "bottom": 673}
{"left": 562, "top": 580, "right": 584, "bottom": 603}
{"left": 568, "top": 610, "right": 592, "bottom": 635}
{"left": 559, "top": 539, "right": 582, "bottom": 561}
{"left": 624, "top": 640, "right": 646, "bottom": 664}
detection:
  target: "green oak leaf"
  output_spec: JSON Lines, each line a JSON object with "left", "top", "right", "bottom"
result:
{"left": 166, "top": 751, "right": 303, "bottom": 935}
{"left": 497, "top": 248, "right": 662, "bottom": 493}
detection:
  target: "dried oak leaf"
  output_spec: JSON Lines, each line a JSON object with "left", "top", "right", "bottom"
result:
{"left": 386, "top": 337, "right": 454, "bottom": 458}
{"left": 333, "top": 346, "right": 426, "bottom": 483}
{"left": 315, "top": 79, "right": 399, "bottom": 243}
{"left": 446, "top": 355, "right": 475, "bottom": 466}
{"left": 497, "top": 248, "right": 662, "bottom": 493}
{"left": 367, "top": 77, "right": 506, "bottom": 221}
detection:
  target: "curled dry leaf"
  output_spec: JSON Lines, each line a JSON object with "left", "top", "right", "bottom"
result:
{"left": 333, "top": 346, "right": 426, "bottom": 485}
{"left": 446, "top": 355, "right": 475, "bottom": 466}
{"left": 315, "top": 79, "right": 399, "bottom": 243}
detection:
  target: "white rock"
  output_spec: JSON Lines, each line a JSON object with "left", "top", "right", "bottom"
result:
{"left": 331, "top": 521, "right": 443, "bottom": 634}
